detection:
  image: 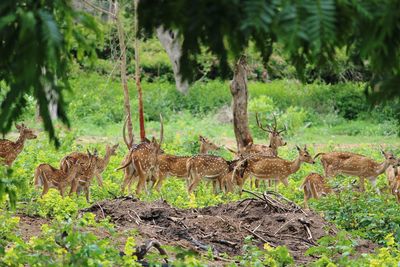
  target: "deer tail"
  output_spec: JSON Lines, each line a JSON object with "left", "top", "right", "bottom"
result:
{"left": 116, "top": 157, "right": 132, "bottom": 171}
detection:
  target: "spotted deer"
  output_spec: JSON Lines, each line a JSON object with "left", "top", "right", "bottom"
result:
{"left": 244, "top": 113, "right": 287, "bottom": 157}
{"left": 186, "top": 154, "right": 230, "bottom": 194}
{"left": 237, "top": 145, "right": 315, "bottom": 192}
{"left": 389, "top": 170, "right": 400, "bottom": 203}
{"left": 300, "top": 173, "right": 332, "bottom": 208}
{"left": 34, "top": 157, "right": 82, "bottom": 198}
{"left": 314, "top": 150, "right": 397, "bottom": 193}
{"left": 117, "top": 116, "right": 164, "bottom": 195}
{"left": 244, "top": 113, "right": 287, "bottom": 188}
{"left": 153, "top": 135, "right": 222, "bottom": 192}
{"left": 0, "top": 123, "right": 37, "bottom": 166}
{"left": 69, "top": 149, "right": 101, "bottom": 202}
{"left": 60, "top": 144, "right": 119, "bottom": 188}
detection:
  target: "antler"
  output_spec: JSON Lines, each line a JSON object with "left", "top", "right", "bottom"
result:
{"left": 159, "top": 114, "right": 164, "bottom": 146}
{"left": 256, "top": 113, "right": 272, "bottom": 132}
{"left": 122, "top": 116, "right": 133, "bottom": 149}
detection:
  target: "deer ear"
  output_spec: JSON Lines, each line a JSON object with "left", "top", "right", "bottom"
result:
{"left": 199, "top": 135, "right": 205, "bottom": 142}
{"left": 15, "top": 124, "right": 21, "bottom": 130}
{"left": 113, "top": 143, "right": 119, "bottom": 149}
{"left": 304, "top": 144, "right": 307, "bottom": 150}
{"left": 87, "top": 149, "right": 92, "bottom": 157}
{"left": 296, "top": 145, "right": 301, "bottom": 151}
{"left": 94, "top": 149, "right": 98, "bottom": 156}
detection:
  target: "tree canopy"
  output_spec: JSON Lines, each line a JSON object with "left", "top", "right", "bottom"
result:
{"left": 139, "top": 0, "right": 400, "bottom": 101}
{"left": 0, "top": 0, "right": 100, "bottom": 145}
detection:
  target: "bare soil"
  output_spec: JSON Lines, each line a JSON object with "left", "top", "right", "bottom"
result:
{"left": 17, "top": 195, "right": 377, "bottom": 265}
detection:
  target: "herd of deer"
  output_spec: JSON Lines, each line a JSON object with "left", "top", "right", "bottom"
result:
{"left": 1, "top": 119, "right": 400, "bottom": 208}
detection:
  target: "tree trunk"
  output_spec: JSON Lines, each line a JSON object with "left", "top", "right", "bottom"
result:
{"left": 156, "top": 26, "right": 189, "bottom": 94}
{"left": 134, "top": 0, "right": 146, "bottom": 141}
{"left": 115, "top": 1, "right": 134, "bottom": 146}
{"left": 230, "top": 56, "right": 253, "bottom": 151}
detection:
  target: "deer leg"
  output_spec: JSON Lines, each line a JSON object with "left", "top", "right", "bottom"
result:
{"left": 42, "top": 182, "right": 49, "bottom": 197}
{"left": 85, "top": 186, "right": 90, "bottom": 202}
{"left": 95, "top": 173, "right": 104, "bottom": 188}
{"left": 135, "top": 163, "right": 146, "bottom": 195}
{"left": 59, "top": 186, "right": 65, "bottom": 198}
{"left": 69, "top": 178, "right": 79, "bottom": 196}
{"left": 370, "top": 177, "right": 380, "bottom": 194}
{"left": 188, "top": 173, "right": 201, "bottom": 194}
{"left": 359, "top": 177, "right": 366, "bottom": 192}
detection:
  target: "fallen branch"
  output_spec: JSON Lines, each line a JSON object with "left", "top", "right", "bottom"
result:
{"left": 243, "top": 226, "right": 276, "bottom": 247}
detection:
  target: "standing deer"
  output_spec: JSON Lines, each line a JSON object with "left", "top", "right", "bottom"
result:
{"left": 69, "top": 149, "right": 101, "bottom": 202}
{"left": 186, "top": 154, "right": 230, "bottom": 194}
{"left": 300, "top": 173, "right": 332, "bottom": 208}
{"left": 117, "top": 116, "right": 164, "bottom": 195}
{"left": 0, "top": 123, "right": 37, "bottom": 166}
{"left": 34, "top": 158, "right": 81, "bottom": 198}
{"left": 243, "top": 113, "right": 287, "bottom": 189}
{"left": 236, "top": 145, "right": 315, "bottom": 191}
{"left": 60, "top": 144, "right": 119, "bottom": 188}
{"left": 314, "top": 150, "right": 397, "bottom": 193}
{"left": 153, "top": 135, "right": 222, "bottom": 192}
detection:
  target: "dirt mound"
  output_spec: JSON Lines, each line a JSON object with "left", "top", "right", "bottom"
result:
{"left": 15, "top": 192, "right": 377, "bottom": 265}
{"left": 80, "top": 192, "right": 376, "bottom": 264}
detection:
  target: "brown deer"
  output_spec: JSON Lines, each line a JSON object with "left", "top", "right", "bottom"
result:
{"left": 314, "top": 150, "right": 397, "bottom": 193}
{"left": 244, "top": 113, "right": 287, "bottom": 157}
{"left": 0, "top": 123, "right": 37, "bottom": 166}
{"left": 69, "top": 149, "right": 100, "bottom": 202}
{"left": 153, "top": 135, "right": 222, "bottom": 192}
{"left": 300, "top": 173, "right": 332, "bottom": 208}
{"left": 186, "top": 154, "right": 230, "bottom": 194}
{"left": 34, "top": 159, "right": 81, "bottom": 198}
{"left": 199, "top": 135, "right": 221, "bottom": 154}
{"left": 237, "top": 145, "right": 315, "bottom": 191}
{"left": 60, "top": 144, "right": 119, "bottom": 187}
{"left": 117, "top": 116, "right": 164, "bottom": 195}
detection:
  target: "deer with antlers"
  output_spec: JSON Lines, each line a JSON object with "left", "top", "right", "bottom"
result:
{"left": 244, "top": 113, "right": 287, "bottom": 156}
{"left": 60, "top": 144, "right": 119, "bottom": 188}
{"left": 118, "top": 115, "right": 164, "bottom": 195}
{"left": 235, "top": 145, "right": 315, "bottom": 192}
{"left": 300, "top": 172, "right": 333, "bottom": 208}
{"left": 0, "top": 123, "right": 37, "bottom": 167}
{"left": 314, "top": 150, "right": 397, "bottom": 193}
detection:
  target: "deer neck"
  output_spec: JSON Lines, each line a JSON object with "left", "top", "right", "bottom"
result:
{"left": 14, "top": 133, "right": 27, "bottom": 154}
{"left": 199, "top": 144, "right": 208, "bottom": 154}
{"left": 376, "top": 160, "right": 390, "bottom": 175}
{"left": 268, "top": 141, "right": 278, "bottom": 155}
{"left": 102, "top": 151, "right": 113, "bottom": 167}
{"left": 289, "top": 157, "right": 302, "bottom": 174}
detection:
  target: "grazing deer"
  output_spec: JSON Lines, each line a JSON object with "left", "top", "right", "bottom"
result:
{"left": 117, "top": 116, "right": 164, "bottom": 195}
{"left": 60, "top": 144, "right": 119, "bottom": 187}
{"left": 34, "top": 160, "right": 81, "bottom": 198}
{"left": 153, "top": 135, "right": 222, "bottom": 192}
{"left": 0, "top": 123, "right": 37, "bottom": 166}
{"left": 186, "top": 154, "right": 230, "bottom": 194}
{"left": 237, "top": 145, "right": 315, "bottom": 191}
{"left": 314, "top": 150, "right": 397, "bottom": 193}
{"left": 300, "top": 173, "right": 332, "bottom": 208}
{"left": 69, "top": 149, "right": 101, "bottom": 202}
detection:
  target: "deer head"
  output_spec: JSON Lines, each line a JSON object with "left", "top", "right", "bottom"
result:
{"left": 16, "top": 123, "right": 37, "bottom": 140}
{"left": 106, "top": 144, "right": 119, "bottom": 156}
{"left": 296, "top": 145, "right": 315, "bottom": 164}
{"left": 256, "top": 113, "right": 286, "bottom": 148}
{"left": 381, "top": 150, "right": 397, "bottom": 166}
{"left": 199, "top": 135, "right": 220, "bottom": 153}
